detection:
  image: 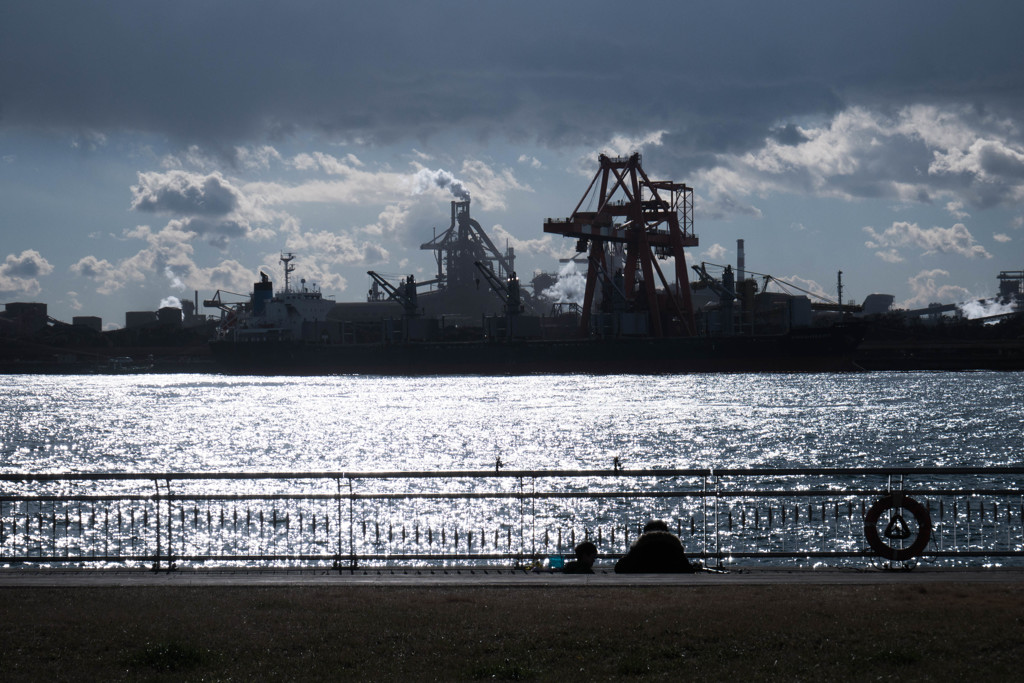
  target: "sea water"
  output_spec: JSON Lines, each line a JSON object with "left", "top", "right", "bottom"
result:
{"left": 1, "top": 371, "right": 1021, "bottom": 567}
{"left": 1, "top": 371, "right": 1020, "bottom": 473}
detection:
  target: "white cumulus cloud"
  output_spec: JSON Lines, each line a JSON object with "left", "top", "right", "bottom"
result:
{"left": 863, "top": 221, "right": 992, "bottom": 260}
{"left": 901, "top": 269, "right": 971, "bottom": 309}
{"left": 0, "top": 249, "right": 54, "bottom": 297}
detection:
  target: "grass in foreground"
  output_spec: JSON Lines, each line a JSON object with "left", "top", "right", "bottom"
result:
{"left": 1, "top": 583, "right": 1022, "bottom": 680}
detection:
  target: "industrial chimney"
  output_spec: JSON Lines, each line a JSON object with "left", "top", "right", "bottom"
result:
{"left": 737, "top": 239, "right": 745, "bottom": 283}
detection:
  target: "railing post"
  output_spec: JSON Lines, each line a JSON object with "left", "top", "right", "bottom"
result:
{"left": 166, "top": 479, "right": 176, "bottom": 571}
{"left": 701, "top": 472, "right": 709, "bottom": 563}
{"left": 530, "top": 476, "right": 537, "bottom": 562}
{"left": 334, "top": 477, "right": 342, "bottom": 571}
{"left": 518, "top": 476, "right": 525, "bottom": 567}
{"left": 713, "top": 471, "right": 721, "bottom": 568}
{"left": 348, "top": 478, "right": 355, "bottom": 570}
{"left": 152, "top": 479, "right": 161, "bottom": 572}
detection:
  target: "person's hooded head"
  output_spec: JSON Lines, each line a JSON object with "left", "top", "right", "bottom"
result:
{"left": 574, "top": 541, "right": 598, "bottom": 568}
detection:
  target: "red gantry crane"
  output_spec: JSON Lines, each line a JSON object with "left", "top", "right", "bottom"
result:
{"left": 543, "top": 153, "right": 698, "bottom": 337}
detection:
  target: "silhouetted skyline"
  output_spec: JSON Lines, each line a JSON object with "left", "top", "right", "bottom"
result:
{"left": 2, "top": 1, "right": 1021, "bottom": 326}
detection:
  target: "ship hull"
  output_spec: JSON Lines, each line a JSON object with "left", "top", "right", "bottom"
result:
{"left": 209, "top": 326, "right": 863, "bottom": 375}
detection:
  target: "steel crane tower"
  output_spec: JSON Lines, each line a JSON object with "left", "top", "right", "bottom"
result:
{"left": 543, "top": 154, "right": 698, "bottom": 337}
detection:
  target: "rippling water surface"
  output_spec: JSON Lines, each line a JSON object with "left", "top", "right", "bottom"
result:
{"left": 2, "top": 372, "right": 1020, "bottom": 473}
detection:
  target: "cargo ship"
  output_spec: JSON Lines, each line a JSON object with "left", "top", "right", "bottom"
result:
{"left": 206, "top": 154, "right": 864, "bottom": 374}
{"left": 209, "top": 326, "right": 863, "bottom": 375}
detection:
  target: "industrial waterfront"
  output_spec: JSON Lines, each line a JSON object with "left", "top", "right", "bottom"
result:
{"left": 4, "top": 155, "right": 1021, "bottom": 375}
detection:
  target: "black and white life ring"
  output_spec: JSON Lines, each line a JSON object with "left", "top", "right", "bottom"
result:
{"left": 864, "top": 493, "right": 932, "bottom": 562}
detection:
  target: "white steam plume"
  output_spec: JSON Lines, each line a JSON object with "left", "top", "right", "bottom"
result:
{"left": 159, "top": 296, "right": 182, "bottom": 309}
{"left": 958, "top": 298, "right": 1017, "bottom": 320}
{"left": 541, "top": 262, "right": 587, "bottom": 304}
{"left": 413, "top": 168, "right": 471, "bottom": 201}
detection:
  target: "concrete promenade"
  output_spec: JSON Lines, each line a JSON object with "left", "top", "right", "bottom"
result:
{"left": 3, "top": 566, "right": 1023, "bottom": 587}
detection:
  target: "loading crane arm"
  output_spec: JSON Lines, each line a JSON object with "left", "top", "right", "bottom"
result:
{"left": 691, "top": 263, "right": 737, "bottom": 302}
{"left": 202, "top": 289, "right": 250, "bottom": 313}
{"left": 367, "top": 271, "right": 420, "bottom": 317}
{"left": 474, "top": 261, "right": 522, "bottom": 316}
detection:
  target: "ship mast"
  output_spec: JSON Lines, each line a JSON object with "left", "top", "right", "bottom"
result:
{"left": 280, "top": 253, "right": 296, "bottom": 293}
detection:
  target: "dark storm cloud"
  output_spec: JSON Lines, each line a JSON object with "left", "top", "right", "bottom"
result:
{"left": 978, "top": 144, "right": 1024, "bottom": 179}
{"left": 771, "top": 125, "right": 810, "bottom": 147}
{"left": 3, "top": 1, "right": 1022, "bottom": 165}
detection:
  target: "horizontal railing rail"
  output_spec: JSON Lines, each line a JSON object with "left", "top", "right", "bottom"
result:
{"left": 3, "top": 466, "right": 1023, "bottom": 481}
{"left": 1, "top": 467, "right": 1021, "bottom": 571}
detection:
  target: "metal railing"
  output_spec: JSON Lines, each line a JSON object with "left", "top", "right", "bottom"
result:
{"left": 1, "top": 467, "right": 1022, "bottom": 570}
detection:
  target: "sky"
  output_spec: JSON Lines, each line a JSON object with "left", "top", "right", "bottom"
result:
{"left": 2, "top": 0, "right": 1023, "bottom": 328}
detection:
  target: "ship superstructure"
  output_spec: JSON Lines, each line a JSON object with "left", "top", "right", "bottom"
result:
{"left": 206, "top": 253, "right": 335, "bottom": 344}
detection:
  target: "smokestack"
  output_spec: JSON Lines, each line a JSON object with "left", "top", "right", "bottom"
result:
{"left": 737, "top": 239, "right": 745, "bottom": 283}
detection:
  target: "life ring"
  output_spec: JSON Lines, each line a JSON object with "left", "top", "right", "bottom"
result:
{"left": 863, "top": 493, "right": 932, "bottom": 562}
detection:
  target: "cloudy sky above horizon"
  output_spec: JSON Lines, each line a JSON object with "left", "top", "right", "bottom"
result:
{"left": 2, "top": 0, "right": 1022, "bottom": 327}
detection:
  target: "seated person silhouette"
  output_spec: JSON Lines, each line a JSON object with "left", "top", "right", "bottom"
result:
{"left": 614, "top": 520, "right": 696, "bottom": 573}
{"left": 561, "top": 541, "right": 598, "bottom": 574}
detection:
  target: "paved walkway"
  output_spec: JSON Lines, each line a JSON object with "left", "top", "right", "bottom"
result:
{"left": 3, "top": 566, "right": 1023, "bottom": 587}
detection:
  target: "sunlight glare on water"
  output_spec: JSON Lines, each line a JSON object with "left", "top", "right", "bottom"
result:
{"left": 1, "top": 371, "right": 1021, "bottom": 473}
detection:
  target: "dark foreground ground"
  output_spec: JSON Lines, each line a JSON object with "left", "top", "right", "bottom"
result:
{"left": 2, "top": 578, "right": 1022, "bottom": 681}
